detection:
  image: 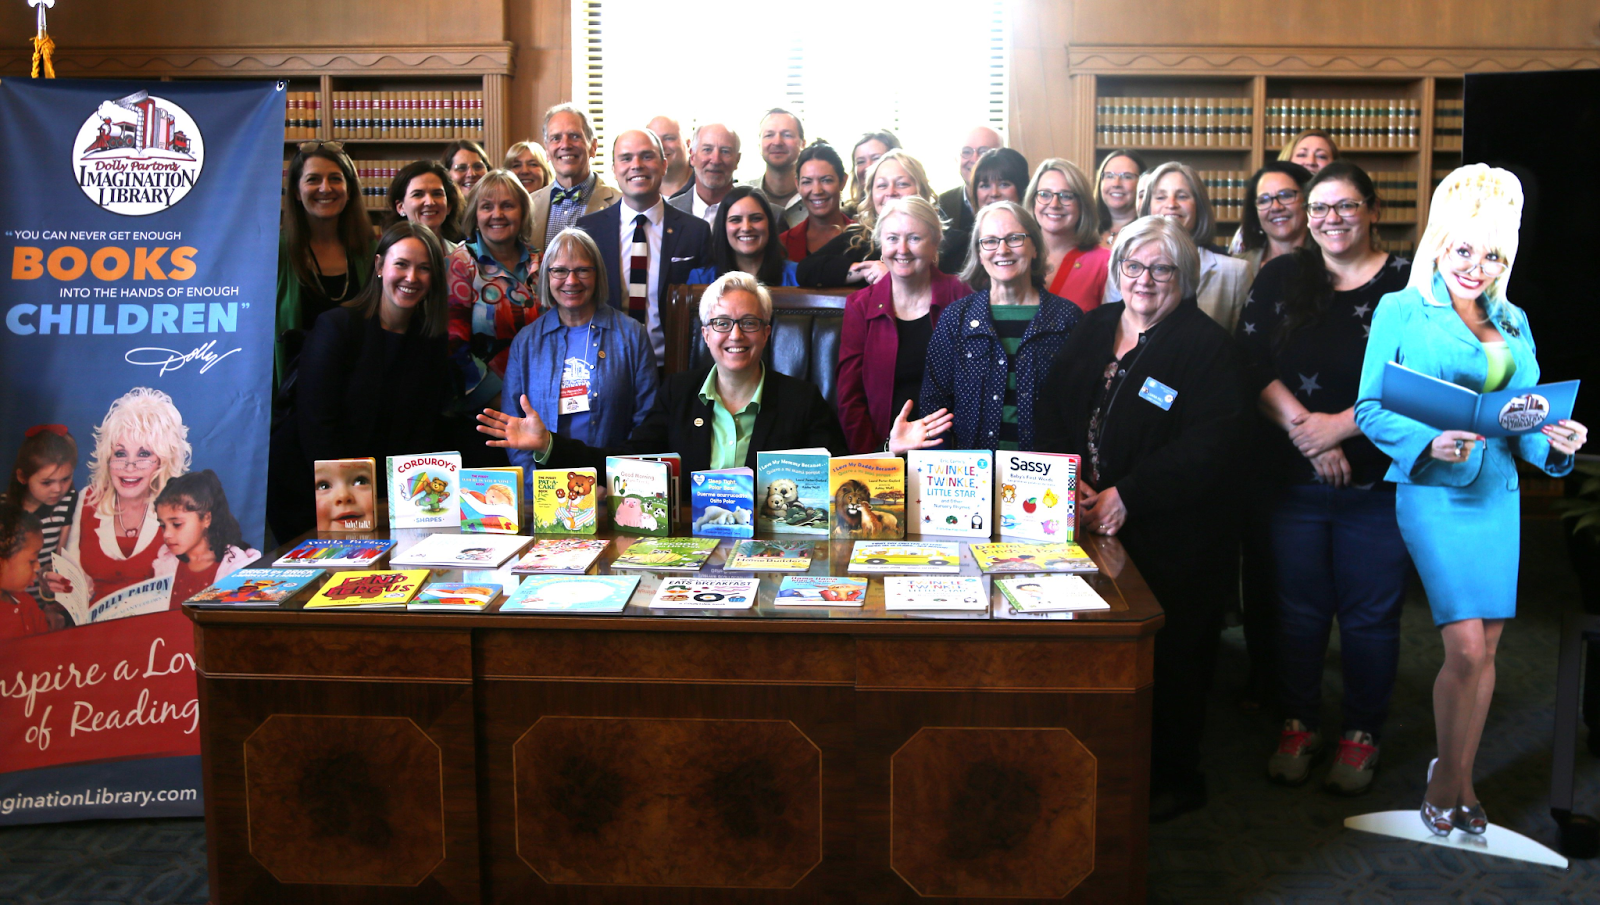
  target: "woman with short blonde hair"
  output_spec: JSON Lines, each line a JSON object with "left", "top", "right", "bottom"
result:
{"left": 447, "top": 169, "right": 541, "bottom": 412}
{"left": 504, "top": 141, "right": 553, "bottom": 195}
{"left": 1132, "top": 160, "right": 1250, "bottom": 332}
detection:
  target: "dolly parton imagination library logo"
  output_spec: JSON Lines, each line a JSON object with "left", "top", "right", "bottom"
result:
{"left": 72, "top": 91, "right": 205, "bottom": 216}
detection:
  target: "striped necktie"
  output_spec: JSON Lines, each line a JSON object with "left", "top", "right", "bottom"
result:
{"left": 627, "top": 213, "right": 648, "bottom": 322}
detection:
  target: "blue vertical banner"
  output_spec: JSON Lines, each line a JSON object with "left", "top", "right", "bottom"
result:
{"left": 0, "top": 79, "right": 282, "bottom": 825}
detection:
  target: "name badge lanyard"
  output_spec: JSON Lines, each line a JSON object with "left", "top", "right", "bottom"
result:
{"left": 559, "top": 323, "right": 599, "bottom": 415}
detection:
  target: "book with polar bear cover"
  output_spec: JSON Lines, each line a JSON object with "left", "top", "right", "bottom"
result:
{"left": 604, "top": 456, "right": 671, "bottom": 537}
{"left": 996, "top": 452, "right": 1078, "bottom": 542}
{"left": 756, "top": 448, "right": 831, "bottom": 536}
{"left": 690, "top": 468, "right": 755, "bottom": 539}
{"left": 827, "top": 454, "right": 906, "bottom": 540}
{"left": 907, "top": 451, "right": 993, "bottom": 539}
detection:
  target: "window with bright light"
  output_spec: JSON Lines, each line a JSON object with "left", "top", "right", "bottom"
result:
{"left": 572, "top": 0, "right": 1009, "bottom": 193}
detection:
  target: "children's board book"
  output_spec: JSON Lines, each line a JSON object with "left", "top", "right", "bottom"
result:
{"left": 828, "top": 453, "right": 906, "bottom": 540}
{"left": 609, "top": 537, "right": 719, "bottom": 571}
{"left": 184, "top": 569, "right": 325, "bottom": 607}
{"left": 690, "top": 467, "right": 755, "bottom": 538}
{"left": 389, "top": 533, "right": 531, "bottom": 569}
{"left": 303, "top": 570, "right": 430, "bottom": 609}
{"left": 774, "top": 575, "right": 868, "bottom": 607}
{"left": 409, "top": 582, "right": 502, "bottom": 612}
{"left": 313, "top": 458, "right": 377, "bottom": 531}
{"left": 387, "top": 451, "right": 463, "bottom": 528}
{"left": 996, "top": 451, "right": 1078, "bottom": 542}
{"left": 648, "top": 576, "right": 761, "bottom": 610}
{"left": 532, "top": 468, "right": 599, "bottom": 534}
{"left": 969, "top": 542, "right": 1097, "bottom": 574}
{"left": 633, "top": 453, "right": 684, "bottom": 529}
{"left": 272, "top": 538, "right": 393, "bottom": 568}
{"left": 605, "top": 456, "right": 672, "bottom": 537}
{"left": 756, "top": 448, "right": 831, "bottom": 535}
{"left": 501, "top": 575, "right": 640, "bottom": 614}
{"left": 724, "top": 540, "right": 814, "bottom": 572}
{"left": 847, "top": 541, "right": 962, "bottom": 574}
{"left": 460, "top": 467, "right": 523, "bottom": 533}
{"left": 510, "top": 538, "right": 611, "bottom": 574}
{"left": 907, "top": 450, "right": 993, "bottom": 539}
{"left": 883, "top": 576, "right": 989, "bottom": 612}
{"left": 996, "top": 575, "right": 1111, "bottom": 613}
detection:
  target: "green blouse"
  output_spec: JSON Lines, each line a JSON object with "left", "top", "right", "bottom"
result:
{"left": 1481, "top": 340, "right": 1515, "bottom": 393}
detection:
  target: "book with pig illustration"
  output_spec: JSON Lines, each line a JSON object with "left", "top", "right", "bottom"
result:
{"left": 996, "top": 452, "right": 1078, "bottom": 542}
{"left": 532, "top": 467, "right": 599, "bottom": 534}
{"left": 604, "top": 456, "right": 671, "bottom": 537}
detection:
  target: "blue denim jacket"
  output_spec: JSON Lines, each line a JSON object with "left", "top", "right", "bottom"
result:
{"left": 501, "top": 303, "right": 659, "bottom": 489}
{"left": 920, "top": 289, "right": 1082, "bottom": 451}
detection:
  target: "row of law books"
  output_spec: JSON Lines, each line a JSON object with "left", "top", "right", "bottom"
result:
{"left": 1196, "top": 171, "right": 1251, "bottom": 222}
{"left": 330, "top": 91, "right": 484, "bottom": 140}
{"left": 352, "top": 160, "right": 414, "bottom": 211}
{"left": 285, "top": 91, "right": 322, "bottom": 140}
{"left": 1370, "top": 171, "right": 1418, "bottom": 217}
{"left": 1095, "top": 97, "right": 1254, "bottom": 147}
{"left": 1265, "top": 98, "right": 1422, "bottom": 150}
{"left": 1434, "top": 99, "right": 1464, "bottom": 151}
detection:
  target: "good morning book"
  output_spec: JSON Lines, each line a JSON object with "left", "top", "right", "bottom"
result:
{"left": 605, "top": 456, "right": 672, "bottom": 537}
{"left": 996, "top": 451, "right": 1078, "bottom": 542}
{"left": 532, "top": 468, "right": 599, "bottom": 534}
{"left": 969, "top": 542, "right": 1097, "bottom": 574}
{"left": 690, "top": 467, "right": 755, "bottom": 539}
{"left": 828, "top": 453, "right": 906, "bottom": 540}
{"left": 387, "top": 451, "right": 463, "bottom": 529}
{"left": 756, "top": 448, "right": 831, "bottom": 535}
{"left": 460, "top": 467, "right": 523, "bottom": 534}
{"left": 303, "top": 570, "right": 430, "bottom": 609}
{"left": 907, "top": 450, "right": 993, "bottom": 538}
{"left": 388, "top": 533, "right": 531, "bottom": 569}
{"left": 510, "top": 538, "right": 611, "bottom": 574}
{"left": 408, "top": 582, "right": 502, "bottom": 612}
{"left": 272, "top": 538, "right": 393, "bottom": 568}
{"left": 184, "top": 568, "right": 325, "bottom": 607}
{"left": 609, "top": 537, "right": 719, "bottom": 571}
{"left": 501, "top": 575, "right": 641, "bottom": 614}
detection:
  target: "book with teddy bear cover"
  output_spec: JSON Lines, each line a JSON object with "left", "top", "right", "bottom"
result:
{"left": 756, "top": 448, "right": 831, "bottom": 536}
{"left": 690, "top": 467, "right": 755, "bottom": 539}
{"left": 532, "top": 467, "right": 598, "bottom": 535}
{"left": 386, "top": 451, "right": 462, "bottom": 528}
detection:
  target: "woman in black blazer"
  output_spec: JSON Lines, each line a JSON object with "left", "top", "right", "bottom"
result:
{"left": 1035, "top": 215, "right": 1251, "bottom": 823}
{"left": 267, "top": 221, "right": 452, "bottom": 539}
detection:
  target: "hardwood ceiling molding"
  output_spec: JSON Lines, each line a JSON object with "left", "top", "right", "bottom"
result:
{"left": 0, "top": 43, "right": 514, "bottom": 77}
{"left": 1067, "top": 44, "right": 1600, "bottom": 76}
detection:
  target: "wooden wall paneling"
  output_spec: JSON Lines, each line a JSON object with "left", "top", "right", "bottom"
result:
{"left": 1417, "top": 76, "right": 1438, "bottom": 230}
{"left": 1249, "top": 74, "right": 1267, "bottom": 173}
{"left": 1007, "top": 0, "right": 1073, "bottom": 167}
{"left": 505, "top": 0, "right": 573, "bottom": 151}
{"left": 485, "top": 73, "right": 510, "bottom": 160}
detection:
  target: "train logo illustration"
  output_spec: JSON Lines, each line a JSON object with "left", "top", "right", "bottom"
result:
{"left": 72, "top": 91, "right": 205, "bottom": 216}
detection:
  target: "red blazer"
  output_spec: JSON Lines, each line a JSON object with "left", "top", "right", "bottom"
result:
{"left": 836, "top": 270, "right": 971, "bottom": 453}
{"left": 1047, "top": 245, "right": 1111, "bottom": 313}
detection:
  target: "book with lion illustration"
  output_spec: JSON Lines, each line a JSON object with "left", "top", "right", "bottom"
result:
{"left": 603, "top": 456, "right": 671, "bottom": 537}
{"left": 755, "top": 448, "right": 831, "bottom": 536}
{"left": 827, "top": 454, "right": 906, "bottom": 540}
{"left": 996, "top": 452, "right": 1078, "bottom": 542}
{"left": 532, "top": 467, "right": 599, "bottom": 534}
{"left": 460, "top": 466, "right": 523, "bottom": 534}
{"left": 386, "top": 451, "right": 462, "bottom": 528}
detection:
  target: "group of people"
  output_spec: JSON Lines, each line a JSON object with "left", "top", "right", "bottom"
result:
{"left": 263, "top": 105, "right": 1588, "bottom": 831}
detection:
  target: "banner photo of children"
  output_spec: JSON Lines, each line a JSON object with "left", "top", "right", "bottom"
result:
{"left": 0, "top": 80, "right": 282, "bottom": 825}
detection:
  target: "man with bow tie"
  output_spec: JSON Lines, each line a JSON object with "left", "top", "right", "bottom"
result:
{"left": 530, "top": 103, "right": 621, "bottom": 249}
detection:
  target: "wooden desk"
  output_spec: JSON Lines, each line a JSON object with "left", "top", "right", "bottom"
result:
{"left": 192, "top": 530, "right": 1162, "bottom": 903}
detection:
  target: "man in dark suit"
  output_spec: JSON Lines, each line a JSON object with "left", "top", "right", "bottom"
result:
{"left": 937, "top": 125, "right": 1004, "bottom": 273}
{"left": 578, "top": 129, "right": 711, "bottom": 367}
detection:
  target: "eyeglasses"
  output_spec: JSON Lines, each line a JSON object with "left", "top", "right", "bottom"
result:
{"left": 297, "top": 140, "right": 345, "bottom": 154}
{"left": 451, "top": 161, "right": 488, "bottom": 175}
{"left": 706, "top": 316, "right": 769, "bottom": 333}
{"left": 111, "top": 454, "right": 161, "bottom": 471}
{"left": 1119, "top": 260, "right": 1179, "bottom": 282}
{"left": 1254, "top": 189, "right": 1301, "bottom": 209}
{"left": 978, "top": 233, "right": 1031, "bottom": 251}
{"left": 548, "top": 266, "right": 596, "bottom": 281}
{"left": 1306, "top": 199, "right": 1366, "bottom": 218}
{"left": 1447, "top": 246, "right": 1507, "bottom": 276}
{"left": 1102, "top": 171, "right": 1139, "bottom": 182}
{"left": 1034, "top": 189, "right": 1079, "bottom": 206}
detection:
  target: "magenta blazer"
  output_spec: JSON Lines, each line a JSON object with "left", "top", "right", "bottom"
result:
{"left": 836, "top": 270, "right": 971, "bottom": 453}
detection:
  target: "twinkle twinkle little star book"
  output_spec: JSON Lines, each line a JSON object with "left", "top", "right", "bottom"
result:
{"left": 907, "top": 450, "right": 993, "bottom": 539}
{"left": 387, "top": 451, "right": 463, "bottom": 528}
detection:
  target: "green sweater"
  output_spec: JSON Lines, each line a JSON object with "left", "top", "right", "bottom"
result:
{"left": 274, "top": 234, "right": 373, "bottom": 384}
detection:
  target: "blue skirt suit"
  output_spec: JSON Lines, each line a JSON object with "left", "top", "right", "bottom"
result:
{"left": 1354, "top": 277, "right": 1573, "bottom": 626}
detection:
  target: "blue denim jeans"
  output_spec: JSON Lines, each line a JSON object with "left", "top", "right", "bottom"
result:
{"left": 1271, "top": 483, "right": 1411, "bottom": 737}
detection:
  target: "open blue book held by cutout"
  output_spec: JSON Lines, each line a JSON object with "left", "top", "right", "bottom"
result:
{"left": 1380, "top": 361, "right": 1579, "bottom": 439}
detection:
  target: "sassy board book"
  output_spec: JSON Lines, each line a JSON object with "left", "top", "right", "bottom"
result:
{"left": 690, "top": 467, "right": 755, "bottom": 538}
{"left": 648, "top": 576, "right": 761, "bottom": 610}
{"left": 848, "top": 541, "right": 962, "bottom": 574}
{"left": 724, "top": 540, "right": 813, "bottom": 572}
{"left": 409, "top": 582, "right": 502, "bottom": 612}
{"left": 501, "top": 575, "right": 640, "bottom": 614}
{"left": 303, "top": 570, "right": 430, "bottom": 609}
{"left": 510, "top": 538, "right": 611, "bottom": 574}
{"left": 610, "top": 537, "right": 720, "bottom": 571}
{"left": 272, "top": 538, "right": 393, "bottom": 568}
{"left": 532, "top": 468, "right": 599, "bottom": 534}
{"left": 996, "top": 575, "right": 1110, "bottom": 613}
{"left": 387, "top": 451, "right": 463, "bottom": 528}
{"left": 184, "top": 569, "right": 325, "bottom": 607}
{"left": 389, "top": 533, "right": 531, "bottom": 569}
{"left": 605, "top": 456, "right": 671, "bottom": 537}
{"left": 756, "top": 448, "right": 831, "bottom": 535}
{"left": 907, "top": 450, "right": 993, "bottom": 538}
{"left": 460, "top": 467, "right": 523, "bottom": 533}
{"left": 996, "top": 451, "right": 1078, "bottom": 542}
{"left": 828, "top": 454, "right": 906, "bottom": 540}
{"left": 969, "top": 542, "right": 1097, "bottom": 574}
{"left": 884, "top": 576, "right": 989, "bottom": 612}
{"left": 774, "top": 575, "right": 867, "bottom": 607}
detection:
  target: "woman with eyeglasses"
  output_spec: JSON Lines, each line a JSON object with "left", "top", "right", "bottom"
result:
{"left": 1237, "top": 161, "right": 1413, "bottom": 795}
{"left": 1028, "top": 158, "right": 1110, "bottom": 312}
{"left": 442, "top": 139, "right": 491, "bottom": 193}
{"left": 1356, "top": 166, "right": 1587, "bottom": 837}
{"left": 1127, "top": 161, "right": 1252, "bottom": 334}
{"left": 1095, "top": 150, "right": 1146, "bottom": 249}
{"left": 496, "top": 228, "right": 657, "bottom": 495}
{"left": 1035, "top": 215, "right": 1251, "bottom": 821}
{"left": 275, "top": 141, "right": 374, "bottom": 383}
{"left": 478, "top": 272, "right": 850, "bottom": 475}
{"left": 688, "top": 186, "right": 799, "bottom": 287}
{"left": 1232, "top": 161, "right": 1313, "bottom": 276}
{"left": 919, "top": 201, "right": 1082, "bottom": 452}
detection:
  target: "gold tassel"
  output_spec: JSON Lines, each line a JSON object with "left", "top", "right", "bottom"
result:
{"left": 31, "top": 32, "right": 56, "bottom": 79}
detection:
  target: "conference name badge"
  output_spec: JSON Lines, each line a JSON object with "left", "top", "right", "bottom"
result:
{"left": 1138, "top": 377, "right": 1177, "bottom": 411}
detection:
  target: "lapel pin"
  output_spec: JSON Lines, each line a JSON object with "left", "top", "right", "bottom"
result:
{"left": 694, "top": 417, "right": 705, "bottom": 427}
{"left": 597, "top": 349, "right": 605, "bottom": 359}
